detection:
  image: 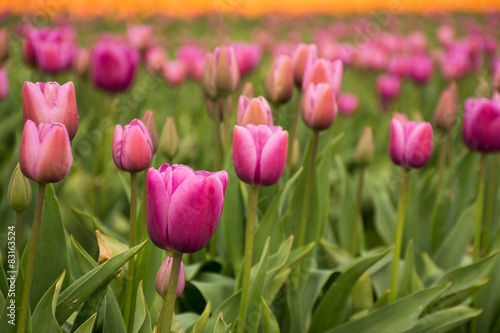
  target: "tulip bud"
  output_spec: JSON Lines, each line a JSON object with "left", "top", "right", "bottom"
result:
{"left": 23, "top": 81, "right": 79, "bottom": 140}
{"left": 0, "top": 28, "right": 8, "bottom": 64}
{"left": 126, "top": 25, "right": 153, "bottom": 52}
{"left": 237, "top": 96, "right": 273, "bottom": 127}
{"left": 73, "top": 48, "right": 90, "bottom": 77}
{"left": 390, "top": 117, "right": 433, "bottom": 168}
{"left": 338, "top": 93, "right": 359, "bottom": 117}
{"left": 20, "top": 120, "right": 73, "bottom": 183}
{"left": 377, "top": 74, "right": 401, "bottom": 111}
{"left": 302, "top": 58, "right": 343, "bottom": 97}
{"left": 289, "top": 138, "right": 300, "bottom": 170}
{"left": 409, "top": 54, "right": 433, "bottom": 85}
{"left": 155, "top": 256, "right": 186, "bottom": 298}
{"left": 145, "top": 46, "right": 166, "bottom": 73}
{"left": 141, "top": 110, "right": 159, "bottom": 153}
{"left": 233, "top": 125, "right": 288, "bottom": 186}
{"left": 355, "top": 127, "right": 375, "bottom": 166}
{"left": 162, "top": 60, "right": 188, "bottom": 86}
{"left": 462, "top": 98, "right": 500, "bottom": 153}
{"left": 201, "top": 53, "right": 217, "bottom": 100}
{"left": 241, "top": 82, "right": 254, "bottom": 98}
{"left": 8, "top": 164, "right": 32, "bottom": 212}
{"left": 264, "top": 55, "right": 294, "bottom": 106}
{"left": 302, "top": 83, "right": 338, "bottom": 131}
{"left": 159, "top": 117, "right": 179, "bottom": 160}
{"left": 292, "top": 43, "right": 318, "bottom": 87}
{"left": 0, "top": 67, "right": 8, "bottom": 100}
{"left": 433, "top": 83, "right": 458, "bottom": 132}
{"left": 113, "top": 119, "right": 154, "bottom": 173}
{"left": 231, "top": 42, "right": 263, "bottom": 76}
{"left": 212, "top": 46, "right": 240, "bottom": 95}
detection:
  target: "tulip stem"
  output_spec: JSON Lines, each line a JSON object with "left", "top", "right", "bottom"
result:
{"left": 273, "top": 105, "right": 280, "bottom": 126}
{"left": 17, "top": 183, "right": 46, "bottom": 333}
{"left": 473, "top": 154, "right": 487, "bottom": 263}
{"left": 16, "top": 211, "right": 23, "bottom": 255}
{"left": 287, "top": 89, "right": 302, "bottom": 175}
{"left": 158, "top": 252, "right": 183, "bottom": 333}
{"left": 224, "top": 96, "right": 233, "bottom": 153}
{"left": 212, "top": 100, "right": 223, "bottom": 171}
{"left": 237, "top": 185, "right": 260, "bottom": 333}
{"left": 390, "top": 167, "right": 411, "bottom": 303}
{"left": 446, "top": 131, "right": 454, "bottom": 166}
{"left": 351, "top": 167, "right": 365, "bottom": 256}
{"left": 483, "top": 154, "right": 498, "bottom": 254}
{"left": 123, "top": 172, "right": 138, "bottom": 331}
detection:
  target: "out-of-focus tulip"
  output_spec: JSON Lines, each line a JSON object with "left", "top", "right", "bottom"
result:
{"left": 201, "top": 53, "right": 217, "bottom": 100}
{"left": 462, "top": 98, "right": 500, "bottom": 153}
{"left": 388, "top": 56, "right": 411, "bottom": 77}
{"left": 231, "top": 43, "right": 263, "bottom": 76}
{"left": 407, "top": 31, "right": 427, "bottom": 53}
{"left": 241, "top": 82, "right": 254, "bottom": 98}
{"left": 212, "top": 46, "right": 240, "bottom": 95}
{"left": 302, "top": 58, "right": 343, "bottom": 97}
{"left": 355, "top": 127, "right": 375, "bottom": 166}
{"left": 377, "top": 74, "right": 401, "bottom": 110}
{"left": 19, "top": 120, "right": 73, "bottom": 183}
{"left": 389, "top": 117, "right": 433, "bottom": 168}
{"left": 264, "top": 55, "right": 294, "bottom": 105}
{"left": 35, "top": 31, "right": 75, "bottom": 73}
{"left": 22, "top": 26, "right": 44, "bottom": 66}
{"left": 159, "top": 117, "right": 179, "bottom": 160}
{"left": 73, "top": 48, "right": 89, "bottom": 77}
{"left": 302, "top": 83, "right": 337, "bottom": 131}
{"left": 437, "top": 25, "right": 455, "bottom": 47}
{"left": 8, "top": 163, "right": 32, "bottom": 212}
{"left": 162, "top": 60, "right": 188, "bottom": 86}
{"left": 409, "top": 54, "right": 433, "bottom": 85}
{"left": 237, "top": 96, "right": 273, "bottom": 126}
{"left": 141, "top": 110, "right": 159, "bottom": 153}
{"left": 338, "top": 93, "right": 359, "bottom": 116}
{"left": 147, "top": 164, "right": 228, "bottom": 253}
{"left": 0, "top": 28, "right": 8, "bottom": 64}
{"left": 289, "top": 137, "right": 300, "bottom": 170}
{"left": 233, "top": 125, "right": 288, "bottom": 186}
{"left": 493, "top": 67, "right": 500, "bottom": 93}
{"left": 145, "top": 46, "right": 166, "bottom": 73}
{"left": 292, "top": 43, "right": 318, "bottom": 87}
{"left": 90, "top": 39, "right": 139, "bottom": 93}
{"left": 177, "top": 44, "right": 206, "bottom": 81}
{"left": 126, "top": 25, "right": 153, "bottom": 52}
{"left": 23, "top": 81, "right": 78, "bottom": 140}
{"left": 156, "top": 256, "right": 186, "bottom": 298}
{"left": 433, "top": 82, "right": 458, "bottom": 131}
{"left": 0, "top": 67, "right": 8, "bottom": 100}
{"left": 112, "top": 119, "right": 153, "bottom": 173}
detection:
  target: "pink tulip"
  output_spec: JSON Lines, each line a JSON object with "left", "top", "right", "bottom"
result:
{"left": 264, "top": 55, "right": 294, "bottom": 105}
{"left": 90, "top": 39, "right": 139, "bottom": 93}
{"left": 437, "top": 25, "right": 455, "bottom": 47}
{"left": 409, "top": 54, "right": 433, "bottom": 85}
{"left": 155, "top": 256, "right": 185, "bottom": 298}
{"left": 302, "top": 83, "right": 337, "bottom": 131}
{"left": 433, "top": 82, "right": 458, "bottom": 131}
{"left": 147, "top": 164, "right": 228, "bottom": 253}
{"left": 388, "top": 56, "right": 411, "bottom": 77}
{"left": 177, "top": 44, "right": 206, "bottom": 81}
{"left": 112, "top": 119, "right": 153, "bottom": 173}
{"left": 162, "top": 60, "right": 188, "bottom": 86}
{"left": 233, "top": 125, "right": 288, "bottom": 186}
{"left": 292, "top": 43, "right": 318, "bottom": 87}
{"left": 237, "top": 96, "right": 273, "bottom": 126}
{"left": 145, "top": 46, "right": 166, "bottom": 73}
{"left": 73, "top": 48, "right": 89, "bottom": 77}
{"left": 338, "top": 93, "right": 359, "bottom": 116}
{"left": 0, "top": 67, "right": 8, "bottom": 100}
{"left": 407, "top": 31, "right": 428, "bottom": 53}
{"left": 212, "top": 46, "right": 240, "bottom": 95}
{"left": 23, "top": 81, "right": 78, "bottom": 140}
{"left": 302, "top": 58, "right": 343, "bottom": 97}
{"left": 19, "top": 120, "right": 73, "bottom": 183}
{"left": 390, "top": 117, "right": 433, "bottom": 168}
{"left": 462, "top": 98, "right": 500, "bottom": 153}
{"left": 231, "top": 42, "right": 263, "bottom": 76}
{"left": 22, "top": 26, "right": 47, "bottom": 66}
{"left": 35, "top": 29, "right": 75, "bottom": 73}
{"left": 126, "top": 25, "right": 153, "bottom": 52}
{"left": 377, "top": 74, "right": 401, "bottom": 110}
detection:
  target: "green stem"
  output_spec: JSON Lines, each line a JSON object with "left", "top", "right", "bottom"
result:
{"left": 430, "top": 136, "right": 447, "bottom": 252}
{"left": 351, "top": 168, "right": 365, "bottom": 256}
{"left": 123, "top": 172, "right": 138, "bottom": 331}
{"left": 16, "top": 211, "right": 23, "bottom": 256}
{"left": 483, "top": 154, "right": 498, "bottom": 254}
{"left": 273, "top": 104, "right": 280, "bottom": 126}
{"left": 224, "top": 95, "right": 233, "bottom": 153}
{"left": 237, "top": 185, "right": 260, "bottom": 333}
{"left": 473, "top": 154, "right": 487, "bottom": 263}
{"left": 212, "top": 99, "right": 223, "bottom": 171}
{"left": 287, "top": 89, "right": 302, "bottom": 175}
{"left": 158, "top": 252, "right": 183, "bottom": 333}
{"left": 390, "top": 168, "right": 411, "bottom": 303}
{"left": 446, "top": 131, "right": 454, "bottom": 167}
{"left": 17, "top": 183, "right": 46, "bottom": 333}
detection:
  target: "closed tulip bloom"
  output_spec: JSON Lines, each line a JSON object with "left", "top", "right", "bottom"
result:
{"left": 90, "top": 39, "right": 139, "bottom": 93}
{"left": 20, "top": 120, "right": 73, "bottom": 183}
{"left": 126, "top": 25, "right": 153, "bottom": 52}
{"left": 264, "top": 55, "right": 294, "bottom": 105}
{"left": 145, "top": 46, "right": 166, "bottom": 73}
{"left": 292, "top": 43, "right": 318, "bottom": 87}
{"left": 162, "top": 60, "right": 188, "bottom": 86}
{"left": 302, "top": 58, "right": 343, "bottom": 97}
{"left": 338, "top": 93, "right": 359, "bottom": 116}
{"left": 0, "top": 67, "right": 8, "bottom": 100}
{"left": 141, "top": 110, "right": 159, "bottom": 153}
{"left": 409, "top": 54, "right": 433, "bottom": 85}
{"left": 73, "top": 48, "right": 89, "bottom": 77}
{"left": 155, "top": 256, "right": 186, "bottom": 298}
{"left": 36, "top": 33, "right": 75, "bottom": 73}
{"left": 233, "top": 125, "right": 288, "bottom": 186}
{"left": 8, "top": 163, "right": 32, "bottom": 212}
{"left": 23, "top": 81, "right": 78, "bottom": 140}
{"left": 462, "top": 98, "right": 500, "bottom": 153}
{"left": 433, "top": 82, "right": 458, "bottom": 131}
{"left": 377, "top": 74, "right": 401, "bottom": 110}
{"left": 159, "top": 117, "right": 179, "bottom": 160}
{"left": 231, "top": 43, "right": 263, "bottom": 76}
{"left": 241, "top": 82, "right": 254, "bottom": 98}
{"left": 113, "top": 119, "right": 153, "bottom": 173}
{"left": 147, "top": 164, "right": 228, "bottom": 253}
{"left": 201, "top": 53, "right": 217, "bottom": 100}
{"left": 355, "top": 127, "right": 375, "bottom": 166}
{"left": 212, "top": 46, "right": 240, "bottom": 95}
{"left": 302, "top": 83, "right": 338, "bottom": 131}
{"left": 0, "top": 28, "right": 8, "bottom": 64}
{"left": 22, "top": 26, "right": 46, "bottom": 66}
{"left": 177, "top": 44, "right": 206, "bottom": 81}
{"left": 237, "top": 96, "right": 273, "bottom": 126}
{"left": 390, "top": 117, "right": 433, "bottom": 168}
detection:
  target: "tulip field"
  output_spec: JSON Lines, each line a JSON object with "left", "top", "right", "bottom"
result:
{"left": 1, "top": 11, "right": 500, "bottom": 333}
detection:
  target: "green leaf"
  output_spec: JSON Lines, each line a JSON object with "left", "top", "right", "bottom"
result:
{"left": 70, "top": 235, "right": 97, "bottom": 275}
{"left": 264, "top": 268, "right": 291, "bottom": 303}
{"left": 424, "top": 279, "right": 488, "bottom": 314}
{"left": 476, "top": 253, "right": 500, "bottom": 333}
{"left": 32, "top": 271, "right": 66, "bottom": 333}
{"left": 133, "top": 281, "right": 152, "bottom": 333}
{"left": 371, "top": 289, "right": 391, "bottom": 311}
{"left": 286, "top": 280, "right": 304, "bottom": 333}
{"left": 308, "top": 249, "right": 389, "bottom": 332}
{"left": 103, "top": 288, "right": 127, "bottom": 333}
{"left": 72, "top": 313, "right": 97, "bottom": 333}
{"left": 264, "top": 236, "right": 293, "bottom": 284}
{"left": 203, "top": 293, "right": 241, "bottom": 333}
{"left": 55, "top": 240, "right": 147, "bottom": 324}
{"left": 350, "top": 272, "right": 374, "bottom": 313}
{"left": 192, "top": 301, "right": 211, "bottom": 333}
{"left": 261, "top": 297, "right": 279, "bottom": 333}
{"left": 190, "top": 273, "right": 235, "bottom": 311}
{"left": 320, "top": 238, "right": 353, "bottom": 267}
{"left": 406, "top": 306, "right": 482, "bottom": 333}
{"left": 325, "top": 285, "right": 449, "bottom": 333}
{"left": 301, "top": 269, "right": 338, "bottom": 317}
{"left": 134, "top": 237, "right": 166, "bottom": 308}
{"left": 213, "top": 312, "right": 231, "bottom": 333}
{"left": 397, "top": 241, "right": 424, "bottom": 300}
{"left": 370, "top": 181, "right": 397, "bottom": 245}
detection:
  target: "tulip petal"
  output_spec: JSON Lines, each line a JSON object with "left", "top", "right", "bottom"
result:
{"left": 147, "top": 167, "right": 171, "bottom": 250}
{"left": 405, "top": 122, "right": 433, "bottom": 168}
{"left": 52, "top": 82, "right": 78, "bottom": 139}
{"left": 233, "top": 125, "right": 257, "bottom": 184}
{"left": 389, "top": 119, "right": 405, "bottom": 166}
{"left": 121, "top": 125, "right": 153, "bottom": 172}
{"left": 19, "top": 120, "right": 40, "bottom": 180}
{"left": 112, "top": 125, "right": 124, "bottom": 170}
{"left": 23, "top": 81, "right": 50, "bottom": 125}
{"left": 259, "top": 130, "right": 288, "bottom": 186}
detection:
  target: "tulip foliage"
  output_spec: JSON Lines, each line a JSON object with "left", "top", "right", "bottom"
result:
{"left": 1, "top": 13, "right": 500, "bottom": 333}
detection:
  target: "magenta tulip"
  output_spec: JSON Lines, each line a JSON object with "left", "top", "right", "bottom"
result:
{"left": 35, "top": 31, "right": 75, "bottom": 74}
{"left": 389, "top": 117, "right": 433, "bottom": 168}
{"left": 237, "top": 96, "right": 273, "bottom": 126}
{"left": 19, "top": 120, "right": 73, "bottom": 183}
{"left": 23, "top": 81, "right": 78, "bottom": 140}
{"left": 409, "top": 54, "right": 433, "bottom": 85}
{"left": 233, "top": 125, "right": 288, "bottom": 186}
{"left": 147, "top": 164, "right": 228, "bottom": 253}
{"left": 338, "top": 93, "right": 359, "bottom": 116}
{"left": 302, "top": 83, "right": 338, "bottom": 131}
{"left": 0, "top": 67, "right": 8, "bottom": 100}
{"left": 377, "top": 74, "right": 401, "bottom": 110}
{"left": 155, "top": 256, "right": 186, "bottom": 298}
{"left": 462, "top": 98, "right": 500, "bottom": 153}
{"left": 112, "top": 119, "right": 153, "bottom": 173}
{"left": 177, "top": 44, "right": 206, "bottom": 81}
{"left": 231, "top": 42, "right": 263, "bottom": 76}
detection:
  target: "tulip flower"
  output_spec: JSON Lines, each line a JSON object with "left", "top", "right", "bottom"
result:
{"left": 145, "top": 46, "right": 166, "bottom": 73}
{"left": 389, "top": 117, "right": 433, "bottom": 168}
{"left": 409, "top": 54, "right": 433, "bottom": 85}
{"left": 302, "top": 58, "right": 343, "bottom": 97}
{"left": 19, "top": 120, "right": 73, "bottom": 183}
{"left": 141, "top": 110, "right": 159, "bottom": 153}
{"left": 433, "top": 82, "right": 458, "bottom": 131}
{"left": 302, "top": 83, "right": 338, "bottom": 131}
{"left": 355, "top": 127, "right": 375, "bottom": 167}
{"left": 237, "top": 96, "right": 273, "bottom": 127}
{"left": 22, "top": 26, "right": 45, "bottom": 66}
{"left": 264, "top": 55, "right": 294, "bottom": 106}
{"left": 177, "top": 44, "right": 206, "bottom": 81}
{"left": 231, "top": 42, "right": 263, "bottom": 76}
{"left": 73, "top": 48, "right": 89, "bottom": 77}
{"left": 0, "top": 67, "right": 8, "bottom": 100}
{"left": 23, "top": 81, "right": 79, "bottom": 140}
{"left": 338, "top": 93, "right": 359, "bottom": 116}
{"left": 377, "top": 74, "right": 401, "bottom": 110}
{"left": 159, "top": 117, "right": 180, "bottom": 161}
{"left": 292, "top": 43, "right": 318, "bottom": 87}
{"left": 35, "top": 32, "right": 75, "bottom": 74}
{"left": 126, "top": 25, "right": 153, "bottom": 52}
{"left": 162, "top": 60, "right": 188, "bottom": 86}
{"left": 0, "top": 28, "right": 8, "bottom": 64}
{"left": 241, "top": 82, "right": 254, "bottom": 98}
{"left": 212, "top": 46, "right": 240, "bottom": 95}
{"left": 112, "top": 119, "right": 153, "bottom": 173}
{"left": 156, "top": 257, "right": 186, "bottom": 298}
{"left": 90, "top": 39, "right": 139, "bottom": 93}
{"left": 233, "top": 125, "right": 288, "bottom": 186}
{"left": 147, "top": 164, "right": 228, "bottom": 253}
{"left": 387, "top": 56, "right": 411, "bottom": 77}
{"left": 462, "top": 98, "right": 500, "bottom": 153}
{"left": 201, "top": 53, "right": 217, "bottom": 100}
{"left": 8, "top": 163, "right": 32, "bottom": 213}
